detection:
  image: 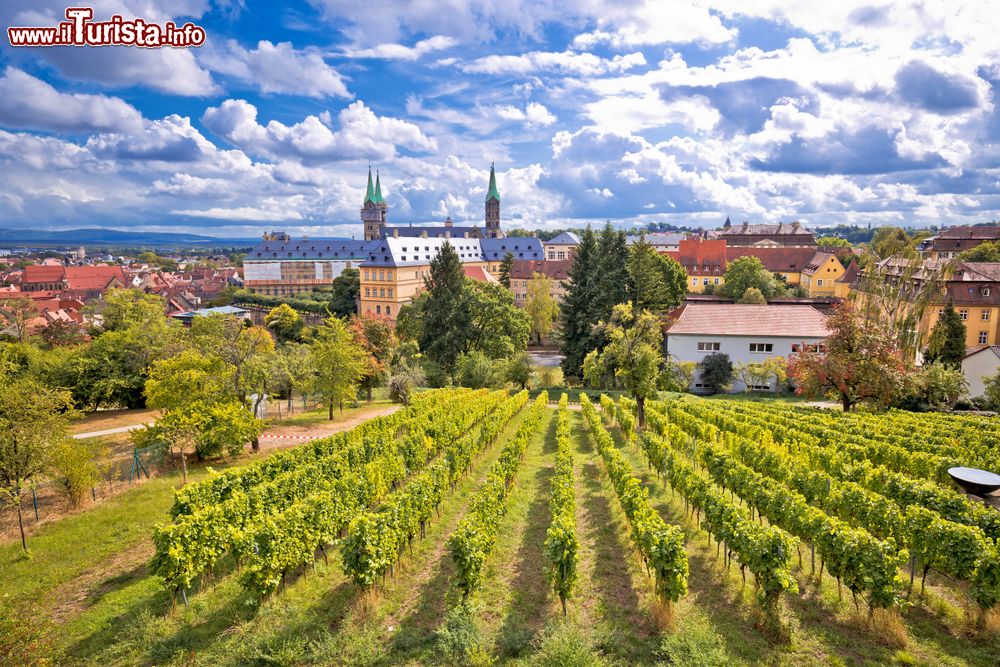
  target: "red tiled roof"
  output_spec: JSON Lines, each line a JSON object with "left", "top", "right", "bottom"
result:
{"left": 22, "top": 265, "right": 66, "bottom": 283}
{"left": 801, "top": 251, "right": 838, "bottom": 276}
{"left": 667, "top": 304, "right": 830, "bottom": 337}
{"left": 836, "top": 259, "right": 859, "bottom": 284}
{"left": 509, "top": 259, "right": 572, "bottom": 281}
{"left": 726, "top": 246, "right": 818, "bottom": 273}
{"left": 63, "top": 266, "right": 127, "bottom": 290}
{"left": 462, "top": 266, "right": 498, "bottom": 283}
{"left": 933, "top": 225, "right": 1000, "bottom": 241}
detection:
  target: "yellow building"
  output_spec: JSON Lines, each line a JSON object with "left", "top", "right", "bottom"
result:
{"left": 800, "top": 252, "right": 851, "bottom": 297}
{"left": 509, "top": 259, "right": 572, "bottom": 305}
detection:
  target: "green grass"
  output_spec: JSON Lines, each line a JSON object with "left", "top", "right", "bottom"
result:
{"left": 3, "top": 400, "right": 998, "bottom": 666}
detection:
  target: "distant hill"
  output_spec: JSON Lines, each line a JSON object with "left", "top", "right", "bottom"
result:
{"left": 0, "top": 227, "right": 257, "bottom": 247}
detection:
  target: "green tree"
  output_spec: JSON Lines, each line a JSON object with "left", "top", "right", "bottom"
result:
{"left": 983, "top": 370, "right": 1000, "bottom": 409}
{"left": 589, "top": 303, "right": 663, "bottom": 426}
{"left": 924, "top": 302, "right": 967, "bottom": 367}
{"left": 36, "top": 319, "right": 86, "bottom": 349}
{"left": 698, "top": 353, "right": 734, "bottom": 394}
{"left": 191, "top": 316, "right": 275, "bottom": 410}
{"left": 788, "top": 300, "right": 910, "bottom": 411}
{"left": 899, "top": 362, "right": 968, "bottom": 410}
{"left": 959, "top": 240, "right": 1000, "bottom": 262}
{"left": 465, "top": 280, "right": 530, "bottom": 359}
{"left": 498, "top": 252, "right": 514, "bottom": 289}
{"left": 660, "top": 359, "right": 697, "bottom": 392}
{"left": 870, "top": 227, "right": 915, "bottom": 259}
{"left": 0, "top": 296, "right": 36, "bottom": 343}
{"left": 505, "top": 350, "right": 533, "bottom": 389}
{"left": 593, "top": 223, "right": 630, "bottom": 321}
{"left": 350, "top": 312, "right": 398, "bottom": 401}
{"left": 273, "top": 342, "right": 312, "bottom": 413}
{"left": 144, "top": 349, "right": 234, "bottom": 410}
{"left": 738, "top": 287, "right": 767, "bottom": 304}
{"left": 309, "top": 316, "right": 367, "bottom": 419}
{"left": 328, "top": 267, "right": 361, "bottom": 318}
{"left": 626, "top": 237, "right": 687, "bottom": 312}
{"left": 0, "top": 377, "right": 74, "bottom": 550}
{"left": 457, "top": 350, "right": 501, "bottom": 389}
{"left": 559, "top": 225, "right": 598, "bottom": 379}
{"left": 720, "top": 256, "right": 785, "bottom": 300}
{"left": 97, "top": 288, "right": 167, "bottom": 332}
{"left": 395, "top": 291, "right": 429, "bottom": 343}
{"left": 525, "top": 273, "right": 560, "bottom": 344}
{"left": 816, "top": 236, "right": 852, "bottom": 248}
{"left": 420, "top": 242, "right": 472, "bottom": 372}
{"left": 265, "top": 303, "right": 304, "bottom": 344}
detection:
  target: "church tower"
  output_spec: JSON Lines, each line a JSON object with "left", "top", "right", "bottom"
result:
{"left": 485, "top": 163, "right": 503, "bottom": 239}
{"left": 361, "top": 167, "right": 386, "bottom": 240}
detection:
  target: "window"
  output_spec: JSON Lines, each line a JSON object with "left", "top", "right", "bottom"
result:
{"left": 692, "top": 278, "right": 698, "bottom": 286}
{"left": 984, "top": 287, "right": 991, "bottom": 296}
{"left": 959, "top": 309, "right": 969, "bottom": 320}
{"left": 697, "top": 342, "right": 720, "bottom": 352}
{"left": 816, "top": 279, "right": 824, "bottom": 286}
{"left": 379, "top": 270, "right": 384, "bottom": 281}
{"left": 376, "top": 305, "right": 381, "bottom": 314}
{"left": 980, "top": 331, "right": 989, "bottom": 345}
{"left": 364, "top": 287, "right": 370, "bottom": 297}
{"left": 713, "top": 278, "right": 720, "bottom": 285}
{"left": 702, "top": 278, "right": 709, "bottom": 286}
{"left": 364, "top": 270, "right": 369, "bottom": 280}
{"left": 386, "top": 306, "right": 391, "bottom": 316}
{"left": 379, "top": 288, "right": 385, "bottom": 298}
{"left": 982, "top": 310, "right": 991, "bottom": 321}
{"left": 749, "top": 343, "right": 773, "bottom": 353}
{"left": 388, "top": 288, "right": 393, "bottom": 298}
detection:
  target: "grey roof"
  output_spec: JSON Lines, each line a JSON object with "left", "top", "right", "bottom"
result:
{"left": 546, "top": 231, "right": 581, "bottom": 245}
{"left": 248, "top": 239, "right": 375, "bottom": 260}
{"left": 480, "top": 238, "right": 544, "bottom": 261}
{"left": 384, "top": 224, "right": 482, "bottom": 238}
{"left": 627, "top": 232, "right": 687, "bottom": 246}
{"left": 363, "top": 237, "right": 544, "bottom": 267}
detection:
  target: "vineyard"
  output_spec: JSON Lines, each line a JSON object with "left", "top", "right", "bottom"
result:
{"left": 4, "top": 389, "right": 1000, "bottom": 666}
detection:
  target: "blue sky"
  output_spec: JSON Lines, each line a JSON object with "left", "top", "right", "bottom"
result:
{"left": 1, "top": 1, "right": 999, "bottom": 238}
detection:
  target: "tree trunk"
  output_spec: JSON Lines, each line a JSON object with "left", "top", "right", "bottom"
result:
{"left": 637, "top": 396, "right": 646, "bottom": 428}
{"left": 367, "top": 386, "right": 373, "bottom": 402}
{"left": 841, "top": 395, "right": 852, "bottom": 412}
{"left": 16, "top": 500, "right": 27, "bottom": 551}
{"left": 328, "top": 400, "right": 334, "bottom": 420}
{"left": 251, "top": 436, "right": 260, "bottom": 452}
{"left": 181, "top": 452, "right": 188, "bottom": 486}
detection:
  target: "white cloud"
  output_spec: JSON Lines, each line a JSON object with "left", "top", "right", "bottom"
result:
{"left": 341, "top": 35, "right": 458, "bottom": 60}
{"left": 172, "top": 199, "right": 306, "bottom": 221}
{"left": 572, "top": 0, "right": 735, "bottom": 48}
{"left": 0, "top": 68, "right": 144, "bottom": 134}
{"left": 200, "top": 40, "right": 351, "bottom": 98}
{"left": 202, "top": 99, "right": 437, "bottom": 163}
{"left": 461, "top": 50, "right": 646, "bottom": 76}
{"left": 494, "top": 102, "right": 556, "bottom": 128}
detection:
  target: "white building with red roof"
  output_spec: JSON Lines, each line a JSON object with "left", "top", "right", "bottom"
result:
{"left": 666, "top": 303, "right": 830, "bottom": 392}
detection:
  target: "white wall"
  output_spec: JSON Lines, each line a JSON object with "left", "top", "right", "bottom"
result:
{"left": 667, "top": 333, "right": 826, "bottom": 392}
{"left": 962, "top": 352, "right": 1000, "bottom": 399}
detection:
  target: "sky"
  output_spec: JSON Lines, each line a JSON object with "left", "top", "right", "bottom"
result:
{"left": 1, "top": 1, "right": 1000, "bottom": 239}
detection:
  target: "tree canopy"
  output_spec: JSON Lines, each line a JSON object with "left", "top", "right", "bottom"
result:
{"left": 720, "top": 256, "right": 786, "bottom": 300}
{"left": 626, "top": 237, "right": 687, "bottom": 313}
{"left": 923, "top": 302, "right": 966, "bottom": 368}
{"left": 525, "top": 273, "right": 560, "bottom": 344}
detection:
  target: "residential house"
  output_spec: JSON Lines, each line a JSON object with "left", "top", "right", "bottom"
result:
{"left": 509, "top": 259, "right": 572, "bottom": 305}
{"left": 961, "top": 346, "right": 1000, "bottom": 399}
{"left": 543, "top": 232, "right": 580, "bottom": 261}
{"left": 666, "top": 303, "right": 829, "bottom": 392}
{"left": 922, "top": 225, "right": 1000, "bottom": 260}
{"left": 719, "top": 219, "right": 816, "bottom": 247}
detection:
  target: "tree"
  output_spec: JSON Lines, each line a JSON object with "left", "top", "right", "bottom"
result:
{"left": 498, "top": 252, "right": 514, "bottom": 289}
{"left": 738, "top": 287, "right": 767, "bottom": 304}
{"left": 144, "top": 349, "right": 234, "bottom": 410}
{"left": 457, "top": 350, "right": 502, "bottom": 389}
{"left": 395, "top": 291, "right": 429, "bottom": 343}
{"left": 589, "top": 303, "right": 663, "bottom": 426}
{"left": 959, "top": 240, "right": 1000, "bottom": 262}
{"left": 560, "top": 225, "right": 599, "bottom": 379}
{"left": 788, "top": 300, "right": 909, "bottom": 411}
{"left": 698, "top": 353, "right": 734, "bottom": 394}
{"left": 420, "top": 242, "right": 472, "bottom": 372}
{"left": 898, "top": 362, "right": 968, "bottom": 411}
{"left": 870, "top": 227, "right": 916, "bottom": 259}
{"left": 593, "top": 223, "right": 630, "bottom": 321}
{"left": 97, "top": 289, "right": 167, "bottom": 332}
{"left": 328, "top": 267, "right": 361, "bottom": 318}
{"left": 50, "top": 438, "right": 109, "bottom": 508}
{"left": 525, "top": 274, "right": 560, "bottom": 344}
{"left": 816, "top": 236, "right": 852, "bottom": 248}
{"left": 350, "top": 312, "right": 398, "bottom": 401}
{"left": 273, "top": 343, "right": 312, "bottom": 413}
{"left": 720, "top": 256, "right": 785, "bottom": 300}
{"left": 924, "top": 302, "right": 966, "bottom": 368}
{"left": 36, "top": 319, "right": 86, "bottom": 349}
{"left": 191, "top": 316, "right": 275, "bottom": 410}
{"left": 265, "top": 304, "right": 304, "bottom": 344}
{"left": 982, "top": 371, "right": 1000, "bottom": 409}
{"left": 309, "top": 316, "right": 367, "bottom": 419}
{"left": 0, "top": 297, "right": 36, "bottom": 342}
{"left": 505, "top": 350, "right": 533, "bottom": 389}
{"left": 626, "top": 238, "right": 687, "bottom": 313}
{"left": 0, "top": 378, "right": 74, "bottom": 550}
{"left": 465, "top": 280, "right": 530, "bottom": 359}
{"left": 660, "top": 359, "right": 697, "bottom": 392}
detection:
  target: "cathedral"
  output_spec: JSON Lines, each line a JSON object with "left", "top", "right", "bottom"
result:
{"left": 361, "top": 164, "right": 504, "bottom": 241}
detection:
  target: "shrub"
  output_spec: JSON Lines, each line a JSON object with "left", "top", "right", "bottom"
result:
{"left": 49, "top": 438, "right": 109, "bottom": 508}
{"left": 697, "top": 353, "right": 734, "bottom": 394}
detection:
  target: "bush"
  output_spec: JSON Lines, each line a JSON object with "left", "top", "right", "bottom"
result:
{"left": 421, "top": 359, "right": 451, "bottom": 388}
{"left": 0, "top": 597, "right": 58, "bottom": 666}
{"left": 435, "top": 602, "right": 490, "bottom": 666}
{"left": 535, "top": 366, "right": 564, "bottom": 388}
{"left": 505, "top": 351, "right": 534, "bottom": 389}
{"left": 894, "top": 362, "right": 969, "bottom": 411}
{"left": 530, "top": 621, "right": 608, "bottom": 667}
{"left": 697, "top": 353, "right": 733, "bottom": 394}
{"left": 50, "top": 438, "right": 109, "bottom": 508}
{"left": 457, "top": 351, "right": 502, "bottom": 389}
{"left": 658, "top": 621, "right": 728, "bottom": 667}
{"left": 388, "top": 363, "right": 426, "bottom": 405}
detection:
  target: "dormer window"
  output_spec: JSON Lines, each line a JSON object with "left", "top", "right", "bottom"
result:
{"left": 984, "top": 287, "right": 992, "bottom": 296}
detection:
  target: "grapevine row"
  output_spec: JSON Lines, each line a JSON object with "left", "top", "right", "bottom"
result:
{"left": 339, "top": 390, "right": 530, "bottom": 588}
{"left": 580, "top": 394, "right": 688, "bottom": 606}
{"left": 544, "top": 394, "right": 578, "bottom": 615}
{"left": 448, "top": 392, "right": 549, "bottom": 599}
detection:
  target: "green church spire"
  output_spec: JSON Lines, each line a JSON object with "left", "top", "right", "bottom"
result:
{"left": 486, "top": 162, "right": 500, "bottom": 202}
{"left": 374, "top": 170, "right": 384, "bottom": 204}
{"left": 364, "top": 166, "right": 376, "bottom": 205}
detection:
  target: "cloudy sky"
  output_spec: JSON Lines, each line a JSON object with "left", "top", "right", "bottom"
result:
{"left": 1, "top": 1, "right": 999, "bottom": 238}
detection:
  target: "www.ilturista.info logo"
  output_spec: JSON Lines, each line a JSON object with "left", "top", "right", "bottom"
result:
{"left": 7, "top": 7, "right": 206, "bottom": 48}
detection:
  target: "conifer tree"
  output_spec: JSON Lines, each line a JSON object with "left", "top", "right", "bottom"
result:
{"left": 592, "top": 222, "right": 630, "bottom": 322}
{"left": 924, "top": 301, "right": 967, "bottom": 368}
{"left": 559, "top": 226, "right": 598, "bottom": 378}
{"left": 498, "top": 252, "right": 514, "bottom": 288}
{"left": 626, "top": 236, "right": 687, "bottom": 313}
{"left": 420, "top": 242, "right": 472, "bottom": 371}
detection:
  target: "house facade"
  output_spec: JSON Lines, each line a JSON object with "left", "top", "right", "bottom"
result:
{"left": 666, "top": 304, "right": 829, "bottom": 392}
{"left": 961, "top": 346, "right": 1000, "bottom": 399}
